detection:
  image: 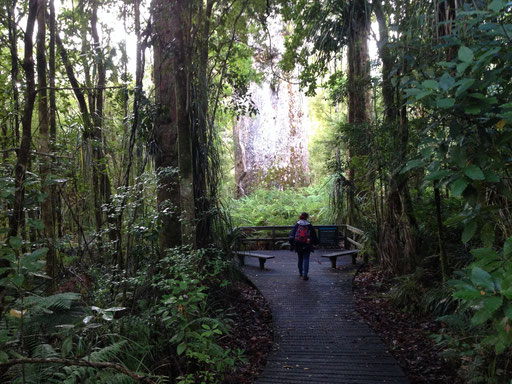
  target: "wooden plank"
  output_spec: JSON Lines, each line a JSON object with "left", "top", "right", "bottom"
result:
{"left": 321, "top": 250, "right": 359, "bottom": 258}
{"left": 347, "top": 237, "right": 364, "bottom": 249}
{"left": 345, "top": 224, "right": 364, "bottom": 235}
{"left": 236, "top": 252, "right": 275, "bottom": 259}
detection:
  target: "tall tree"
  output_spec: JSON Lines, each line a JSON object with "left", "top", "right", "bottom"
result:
{"left": 152, "top": 0, "right": 186, "bottom": 250}
{"left": 36, "top": 0, "right": 57, "bottom": 287}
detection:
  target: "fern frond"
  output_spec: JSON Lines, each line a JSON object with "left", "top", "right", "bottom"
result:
{"left": 90, "top": 340, "right": 128, "bottom": 363}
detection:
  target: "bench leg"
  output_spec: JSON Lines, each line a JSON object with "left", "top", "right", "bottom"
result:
{"left": 238, "top": 255, "right": 245, "bottom": 266}
{"left": 259, "top": 258, "right": 266, "bottom": 270}
{"left": 329, "top": 256, "right": 336, "bottom": 269}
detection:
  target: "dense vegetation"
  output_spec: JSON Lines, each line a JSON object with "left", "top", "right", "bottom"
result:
{"left": 0, "top": 0, "right": 511, "bottom": 383}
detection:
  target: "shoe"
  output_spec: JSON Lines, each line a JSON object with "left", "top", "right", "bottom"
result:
{"left": 303, "top": 276, "right": 309, "bottom": 281}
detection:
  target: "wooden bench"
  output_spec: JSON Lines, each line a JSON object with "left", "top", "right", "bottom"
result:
{"left": 321, "top": 249, "right": 359, "bottom": 268}
{"left": 236, "top": 251, "right": 275, "bottom": 270}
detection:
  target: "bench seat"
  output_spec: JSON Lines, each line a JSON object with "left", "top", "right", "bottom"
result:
{"left": 236, "top": 252, "right": 275, "bottom": 270}
{"left": 321, "top": 249, "right": 359, "bottom": 268}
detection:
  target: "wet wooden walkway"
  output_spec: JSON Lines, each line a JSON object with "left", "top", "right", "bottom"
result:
{"left": 243, "top": 250, "right": 410, "bottom": 384}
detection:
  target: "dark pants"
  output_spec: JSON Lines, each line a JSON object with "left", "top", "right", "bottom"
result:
{"left": 297, "top": 250, "right": 310, "bottom": 277}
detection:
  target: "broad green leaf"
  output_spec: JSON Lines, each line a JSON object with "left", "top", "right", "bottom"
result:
{"left": 8, "top": 237, "right": 22, "bottom": 250}
{"left": 472, "top": 307, "right": 493, "bottom": 325}
{"left": 415, "top": 90, "right": 432, "bottom": 100}
{"left": 437, "top": 98, "right": 455, "bottom": 108}
{"left": 421, "top": 79, "right": 439, "bottom": 90}
{"left": 450, "top": 177, "right": 469, "bottom": 197}
{"left": 483, "top": 296, "right": 503, "bottom": 313}
{"left": 62, "top": 336, "right": 73, "bottom": 357}
{"left": 439, "top": 73, "right": 455, "bottom": 90}
{"left": 471, "top": 267, "right": 494, "bottom": 290}
{"left": 453, "top": 289, "right": 484, "bottom": 299}
{"left": 177, "top": 342, "right": 186, "bottom": 356}
{"left": 464, "top": 165, "right": 485, "bottom": 180}
{"left": 504, "top": 235, "right": 512, "bottom": 257}
{"left": 457, "top": 62, "right": 470, "bottom": 74}
{"left": 24, "top": 248, "right": 48, "bottom": 263}
{"left": 458, "top": 46, "right": 474, "bottom": 63}
{"left": 462, "top": 219, "right": 477, "bottom": 243}
{"left": 0, "top": 351, "right": 8, "bottom": 363}
{"left": 471, "top": 248, "right": 497, "bottom": 264}
{"left": 489, "top": 0, "right": 506, "bottom": 11}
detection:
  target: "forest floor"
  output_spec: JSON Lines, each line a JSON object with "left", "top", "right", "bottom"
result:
{"left": 221, "top": 282, "right": 273, "bottom": 384}
{"left": 353, "top": 264, "right": 463, "bottom": 384}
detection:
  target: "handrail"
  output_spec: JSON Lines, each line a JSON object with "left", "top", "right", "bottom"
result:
{"left": 237, "top": 224, "right": 365, "bottom": 250}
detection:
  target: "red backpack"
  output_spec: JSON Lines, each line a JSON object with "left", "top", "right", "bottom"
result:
{"left": 295, "top": 224, "right": 311, "bottom": 244}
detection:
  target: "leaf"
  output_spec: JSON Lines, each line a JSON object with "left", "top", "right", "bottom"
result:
{"left": 8, "top": 237, "right": 22, "bottom": 250}
{"left": 464, "top": 165, "right": 485, "bottom": 180}
{"left": 450, "top": 177, "right": 469, "bottom": 197}
{"left": 437, "top": 98, "right": 455, "bottom": 108}
{"left": 62, "top": 336, "right": 73, "bottom": 357}
{"left": 177, "top": 343, "right": 186, "bottom": 356}
{"left": 0, "top": 351, "right": 8, "bottom": 363}
{"left": 471, "top": 267, "right": 494, "bottom": 290}
{"left": 422, "top": 79, "right": 439, "bottom": 90}
{"left": 453, "top": 289, "right": 483, "bottom": 299}
{"left": 9, "top": 309, "right": 27, "bottom": 318}
{"left": 400, "top": 159, "right": 423, "bottom": 174}
{"left": 483, "top": 296, "right": 503, "bottom": 313}
{"left": 496, "top": 119, "right": 507, "bottom": 130}
{"left": 425, "top": 169, "right": 451, "bottom": 181}
{"left": 104, "top": 307, "right": 126, "bottom": 312}
{"left": 439, "top": 73, "right": 455, "bottom": 90}
{"left": 458, "top": 46, "right": 474, "bottom": 63}
{"left": 472, "top": 307, "right": 493, "bottom": 325}
{"left": 488, "top": 0, "right": 506, "bottom": 11}
{"left": 462, "top": 219, "right": 477, "bottom": 243}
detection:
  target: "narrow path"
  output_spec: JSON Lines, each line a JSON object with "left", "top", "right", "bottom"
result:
{"left": 243, "top": 250, "right": 410, "bottom": 384}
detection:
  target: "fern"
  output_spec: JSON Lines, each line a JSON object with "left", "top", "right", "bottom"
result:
{"left": 90, "top": 340, "right": 128, "bottom": 363}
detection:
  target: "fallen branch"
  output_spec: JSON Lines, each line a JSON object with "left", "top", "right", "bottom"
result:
{"left": 0, "top": 358, "right": 156, "bottom": 383}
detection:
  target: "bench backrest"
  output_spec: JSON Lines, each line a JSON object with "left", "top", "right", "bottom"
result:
{"left": 316, "top": 226, "right": 339, "bottom": 246}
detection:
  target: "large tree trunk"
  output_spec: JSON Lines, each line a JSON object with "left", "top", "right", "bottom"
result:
{"left": 7, "top": 0, "right": 20, "bottom": 148}
{"left": 345, "top": 0, "right": 371, "bottom": 225}
{"left": 152, "top": 0, "right": 184, "bottom": 250}
{"left": 3, "top": 0, "right": 38, "bottom": 317}
{"left": 37, "top": 0, "right": 57, "bottom": 288}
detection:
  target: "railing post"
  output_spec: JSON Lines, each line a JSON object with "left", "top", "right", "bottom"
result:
{"left": 271, "top": 228, "right": 276, "bottom": 250}
{"left": 343, "top": 225, "right": 349, "bottom": 250}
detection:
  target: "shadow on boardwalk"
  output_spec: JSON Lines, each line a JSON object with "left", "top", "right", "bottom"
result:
{"left": 243, "top": 250, "right": 410, "bottom": 384}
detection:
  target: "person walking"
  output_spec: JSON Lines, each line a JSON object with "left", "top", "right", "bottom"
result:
{"left": 289, "top": 212, "right": 319, "bottom": 280}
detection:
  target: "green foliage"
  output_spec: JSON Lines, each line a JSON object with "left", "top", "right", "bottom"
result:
{"left": 228, "top": 183, "right": 332, "bottom": 226}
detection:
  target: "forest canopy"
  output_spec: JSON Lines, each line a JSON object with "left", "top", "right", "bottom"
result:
{"left": 0, "top": 0, "right": 511, "bottom": 382}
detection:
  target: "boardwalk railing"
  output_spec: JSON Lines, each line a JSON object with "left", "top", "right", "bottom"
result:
{"left": 237, "top": 224, "right": 365, "bottom": 251}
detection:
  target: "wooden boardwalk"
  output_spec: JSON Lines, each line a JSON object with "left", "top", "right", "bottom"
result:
{"left": 243, "top": 250, "right": 410, "bottom": 384}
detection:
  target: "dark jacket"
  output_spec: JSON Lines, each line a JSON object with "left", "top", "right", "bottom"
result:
{"left": 289, "top": 220, "right": 319, "bottom": 253}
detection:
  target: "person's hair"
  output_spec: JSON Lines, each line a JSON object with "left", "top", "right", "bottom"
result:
{"left": 299, "top": 212, "right": 309, "bottom": 220}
